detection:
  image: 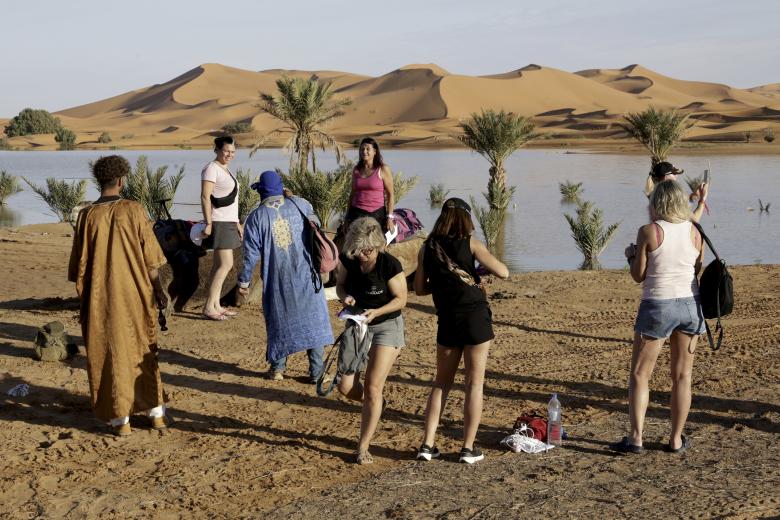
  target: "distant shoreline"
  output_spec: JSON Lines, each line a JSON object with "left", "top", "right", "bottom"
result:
{"left": 2, "top": 139, "right": 780, "bottom": 156}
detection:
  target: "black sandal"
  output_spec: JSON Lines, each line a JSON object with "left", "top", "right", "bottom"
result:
{"left": 609, "top": 436, "right": 644, "bottom": 454}
{"left": 665, "top": 434, "right": 691, "bottom": 454}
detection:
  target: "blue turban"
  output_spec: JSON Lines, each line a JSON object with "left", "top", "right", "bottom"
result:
{"left": 251, "top": 170, "right": 284, "bottom": 200}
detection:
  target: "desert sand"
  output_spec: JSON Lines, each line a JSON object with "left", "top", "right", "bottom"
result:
{"left": 0, "top": 223, "right": 778, "bottom": 518}
{"left": 3, "top": 63, "right": 780, "bottom": 152}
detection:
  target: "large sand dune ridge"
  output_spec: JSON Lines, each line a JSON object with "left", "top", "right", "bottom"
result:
{"left": 6, "top": 62, "right": 780, "bottom": 150}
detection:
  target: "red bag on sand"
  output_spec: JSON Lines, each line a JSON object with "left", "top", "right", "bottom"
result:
{"left": 514, "top": 414, "right": 548, "bottom": 442}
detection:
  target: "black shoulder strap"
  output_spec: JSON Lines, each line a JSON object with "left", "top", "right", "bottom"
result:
{"left": 692, "top": 221, "right": 720, "bottom": 261}
{"left": 286, "top": 197, "right": 322, "bottom": 293}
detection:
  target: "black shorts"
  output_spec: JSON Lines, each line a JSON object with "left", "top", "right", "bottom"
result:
{"left": 436, "top": 305, "right": 494, "bottom": 348}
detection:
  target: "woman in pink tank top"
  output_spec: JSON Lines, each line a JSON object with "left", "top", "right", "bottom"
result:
{"left": 346, "top": 137, "right": 395, "bottom": 233}
{"left": 610, "top": 180, "right": 705, "bottom": 455}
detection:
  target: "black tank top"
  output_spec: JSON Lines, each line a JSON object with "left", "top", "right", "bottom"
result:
{"left": 423, "top": 236, "right": 486, "bottom": 313}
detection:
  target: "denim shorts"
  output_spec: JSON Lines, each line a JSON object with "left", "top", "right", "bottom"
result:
{"left": 369, "top": 315, "right": 405, "bottom": 348}
{"left": 634, "top": 297, "right": 706, "bottom": 339}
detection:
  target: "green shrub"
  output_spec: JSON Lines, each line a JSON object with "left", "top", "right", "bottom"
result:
{"left": 120, "top": 133, "right": 134, "bottom": 140}
{"left": 116, "top": 156, "right": 185, "bottom": 220}
{"left": 764, "top": 128, "right": 775, "bottom": 143}
{"left": 97, "top": 132, "right": 112, "bottom": 144}
{"left": 279, "top": 162, "right": 353, "bottom": 230}
{"left": 4, "top": 108, "right": 62, "bottom": 137}
{"left": 564, "top": 200, "right": 620, "bottom": 270}
{"left": 22, "top": 177, "right": 87, "bottom": 223}
{"left": 559, "top": 180, "right": 583, "bottom": 203}
{"left": 236, "top": 168, "right": 260, "bottom": 222}
{"left": 428, "top": 183, "right": 450, "bottom": 205}
{"left": 55, "top": 128, "right": 77, "bottom": 150}
{"left": 0, "top": 136, "right": 12, "bottom": 150}
{"left": 0, "top": 171, "right": 23, "bottom": 205}
{"left": 221, "top": 121, "right": 254, "bottom": 134}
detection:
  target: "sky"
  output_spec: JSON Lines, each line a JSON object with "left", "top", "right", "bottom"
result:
{"left": 2, "top": 0, "right": 779, "bottom": 117}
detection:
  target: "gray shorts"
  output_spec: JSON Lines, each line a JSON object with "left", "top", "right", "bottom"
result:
{"left": 369, "top": 315, "right": 405, "bottom": 348}
{"left": 634, "top": 297, "right": 705, "bottom": 339}
{"left": 205, "top": 221, "right": 241, "bottom": 250}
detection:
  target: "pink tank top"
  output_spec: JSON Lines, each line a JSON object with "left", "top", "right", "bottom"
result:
{"left": 352, "top": 166, "right": 385, "bottom": 212}
{"left": 642, "top": 220, "right": 700, "bottom": 300}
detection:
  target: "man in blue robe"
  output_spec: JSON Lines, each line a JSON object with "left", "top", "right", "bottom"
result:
{"left": 238, "top": 170, "right": 332, "bottom": 381}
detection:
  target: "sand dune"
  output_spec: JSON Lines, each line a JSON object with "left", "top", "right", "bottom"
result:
{"left": 5, "top": 62, "right": 780, "bottom": 150}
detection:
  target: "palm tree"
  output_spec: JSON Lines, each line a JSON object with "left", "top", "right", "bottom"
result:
{"left": 251, "top": 75, "right": 352, "bottom": 173}
{"left": 564, "top": 200, "right": 621, "bottom": 270}
{"left": 23, "top": 177, "right": 87, "bottom": 223}
{"left": 118, "top": 156, "right": 185, "bottom": 220}
{"left": 623, "top": 107, "right": 691, "bottom": 168}
{"left": 457, "top": 109, "right": 536, "bottom": 209}
{"left": 0, "top": 171, "right": 23, "bottom": 205}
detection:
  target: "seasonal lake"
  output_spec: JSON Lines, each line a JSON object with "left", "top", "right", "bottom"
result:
{"left": 1, "top": 149, "right": 777, "bottom": 272}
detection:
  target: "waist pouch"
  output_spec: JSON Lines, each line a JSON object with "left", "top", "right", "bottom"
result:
{"left": 210, "top": 177, "right": 238, "bottom": 208}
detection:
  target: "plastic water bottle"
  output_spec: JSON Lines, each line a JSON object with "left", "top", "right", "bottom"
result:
{"left": 547, "top": 393, "right": 562, "bottom": 447}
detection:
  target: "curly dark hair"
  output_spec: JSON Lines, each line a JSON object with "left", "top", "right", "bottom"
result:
{"left": 91, "top": 155, "right": 130, "bottom": 188}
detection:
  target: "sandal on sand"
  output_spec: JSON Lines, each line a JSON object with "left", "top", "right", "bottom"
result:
{"left": 609, "top": 436, "right": 644, "bottom": 454}
{"left": 665, "top": 434, "right": 691, "bottom": 454}
{"left": 203, "top": 312, "right": 228, "bottom": 321}
{"left": 355, "top": 450, "right": 373, "bottom": 465}
{"left": 221, "top": 309, "right": 238, "bottom": 317}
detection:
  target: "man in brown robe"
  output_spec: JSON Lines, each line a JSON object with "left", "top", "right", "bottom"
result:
{"left": 68, "top": 155, "right": 169, "bottom": 436}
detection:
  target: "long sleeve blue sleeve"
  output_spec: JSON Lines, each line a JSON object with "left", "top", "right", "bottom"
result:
{"left": 238, "top": 211, "right": 262, "bottom": 287}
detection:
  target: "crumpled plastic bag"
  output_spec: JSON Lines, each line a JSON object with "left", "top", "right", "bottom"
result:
{"left": 500, "top": 426, "right": 554, "bottom": 453}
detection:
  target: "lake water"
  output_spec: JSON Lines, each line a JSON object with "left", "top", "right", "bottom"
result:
{"left": 1, "top": 149, "right": 777, "bottom": 272}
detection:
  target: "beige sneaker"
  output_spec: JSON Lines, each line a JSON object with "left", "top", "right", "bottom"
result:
{"left": 151, "top": 416, "right": 167, "bottom": 430}
{"left": 269, "top": 370, "right": 284, "bottom": 381}
{"left": 113, "top": 423, "right": 132, "bottom": 437}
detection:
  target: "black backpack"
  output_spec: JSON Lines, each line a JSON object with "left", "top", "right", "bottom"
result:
{"left": 693, "top": 222, "right": 733, "bottom": 350}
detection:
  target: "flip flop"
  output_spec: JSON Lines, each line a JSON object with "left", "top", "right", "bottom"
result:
{"left": 609, "top": 436, "right": 644, "bottom": 454}
{"left": 665, "top": 434, "right": 691, "bottom": 454}
{"left": 220, "top": 309, "right": 238, "bottom": 317}
{"left": 203, "top": 312, "right": 228, "bottom": 321}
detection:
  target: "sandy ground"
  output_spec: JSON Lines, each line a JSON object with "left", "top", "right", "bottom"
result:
{"left": 0, "top": 224, "right": 778, "bottom": 519}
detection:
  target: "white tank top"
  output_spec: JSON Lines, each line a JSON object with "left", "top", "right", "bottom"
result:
{"left": 642, "top": 220, "right": 700, "bottom": 300}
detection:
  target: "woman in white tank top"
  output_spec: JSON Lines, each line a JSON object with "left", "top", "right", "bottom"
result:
{"left": 610, "top": 180, "right": 705, "bottom": 455}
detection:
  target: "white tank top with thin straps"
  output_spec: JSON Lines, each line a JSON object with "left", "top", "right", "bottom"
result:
{"left": 641, "top": 220, "right": 700, "bottom": 300}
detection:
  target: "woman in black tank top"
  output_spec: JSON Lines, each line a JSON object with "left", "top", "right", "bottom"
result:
{"left": 413, "top": 198, "right": 509, "bottom": 464}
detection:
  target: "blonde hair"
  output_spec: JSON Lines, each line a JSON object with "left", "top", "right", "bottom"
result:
{"left": 644, "top": 174, "right": 657, "bottom": 197}
{"left": 343, "top": 217, "right": 386, "bottom": 258}
{"left": 650, "top": 180, "right": 691, "bottom": 223}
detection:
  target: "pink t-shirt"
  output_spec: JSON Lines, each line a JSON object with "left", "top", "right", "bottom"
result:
{"left": 201, "top": 161, "right": 239, "bottom": 222}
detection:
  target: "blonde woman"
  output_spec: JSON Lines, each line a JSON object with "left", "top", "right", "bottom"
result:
{"left": 335, "top": 217, "right": 407, "bottom": 464}
{"left": 611, "top": 180, "right": 705, "bottom": 454}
